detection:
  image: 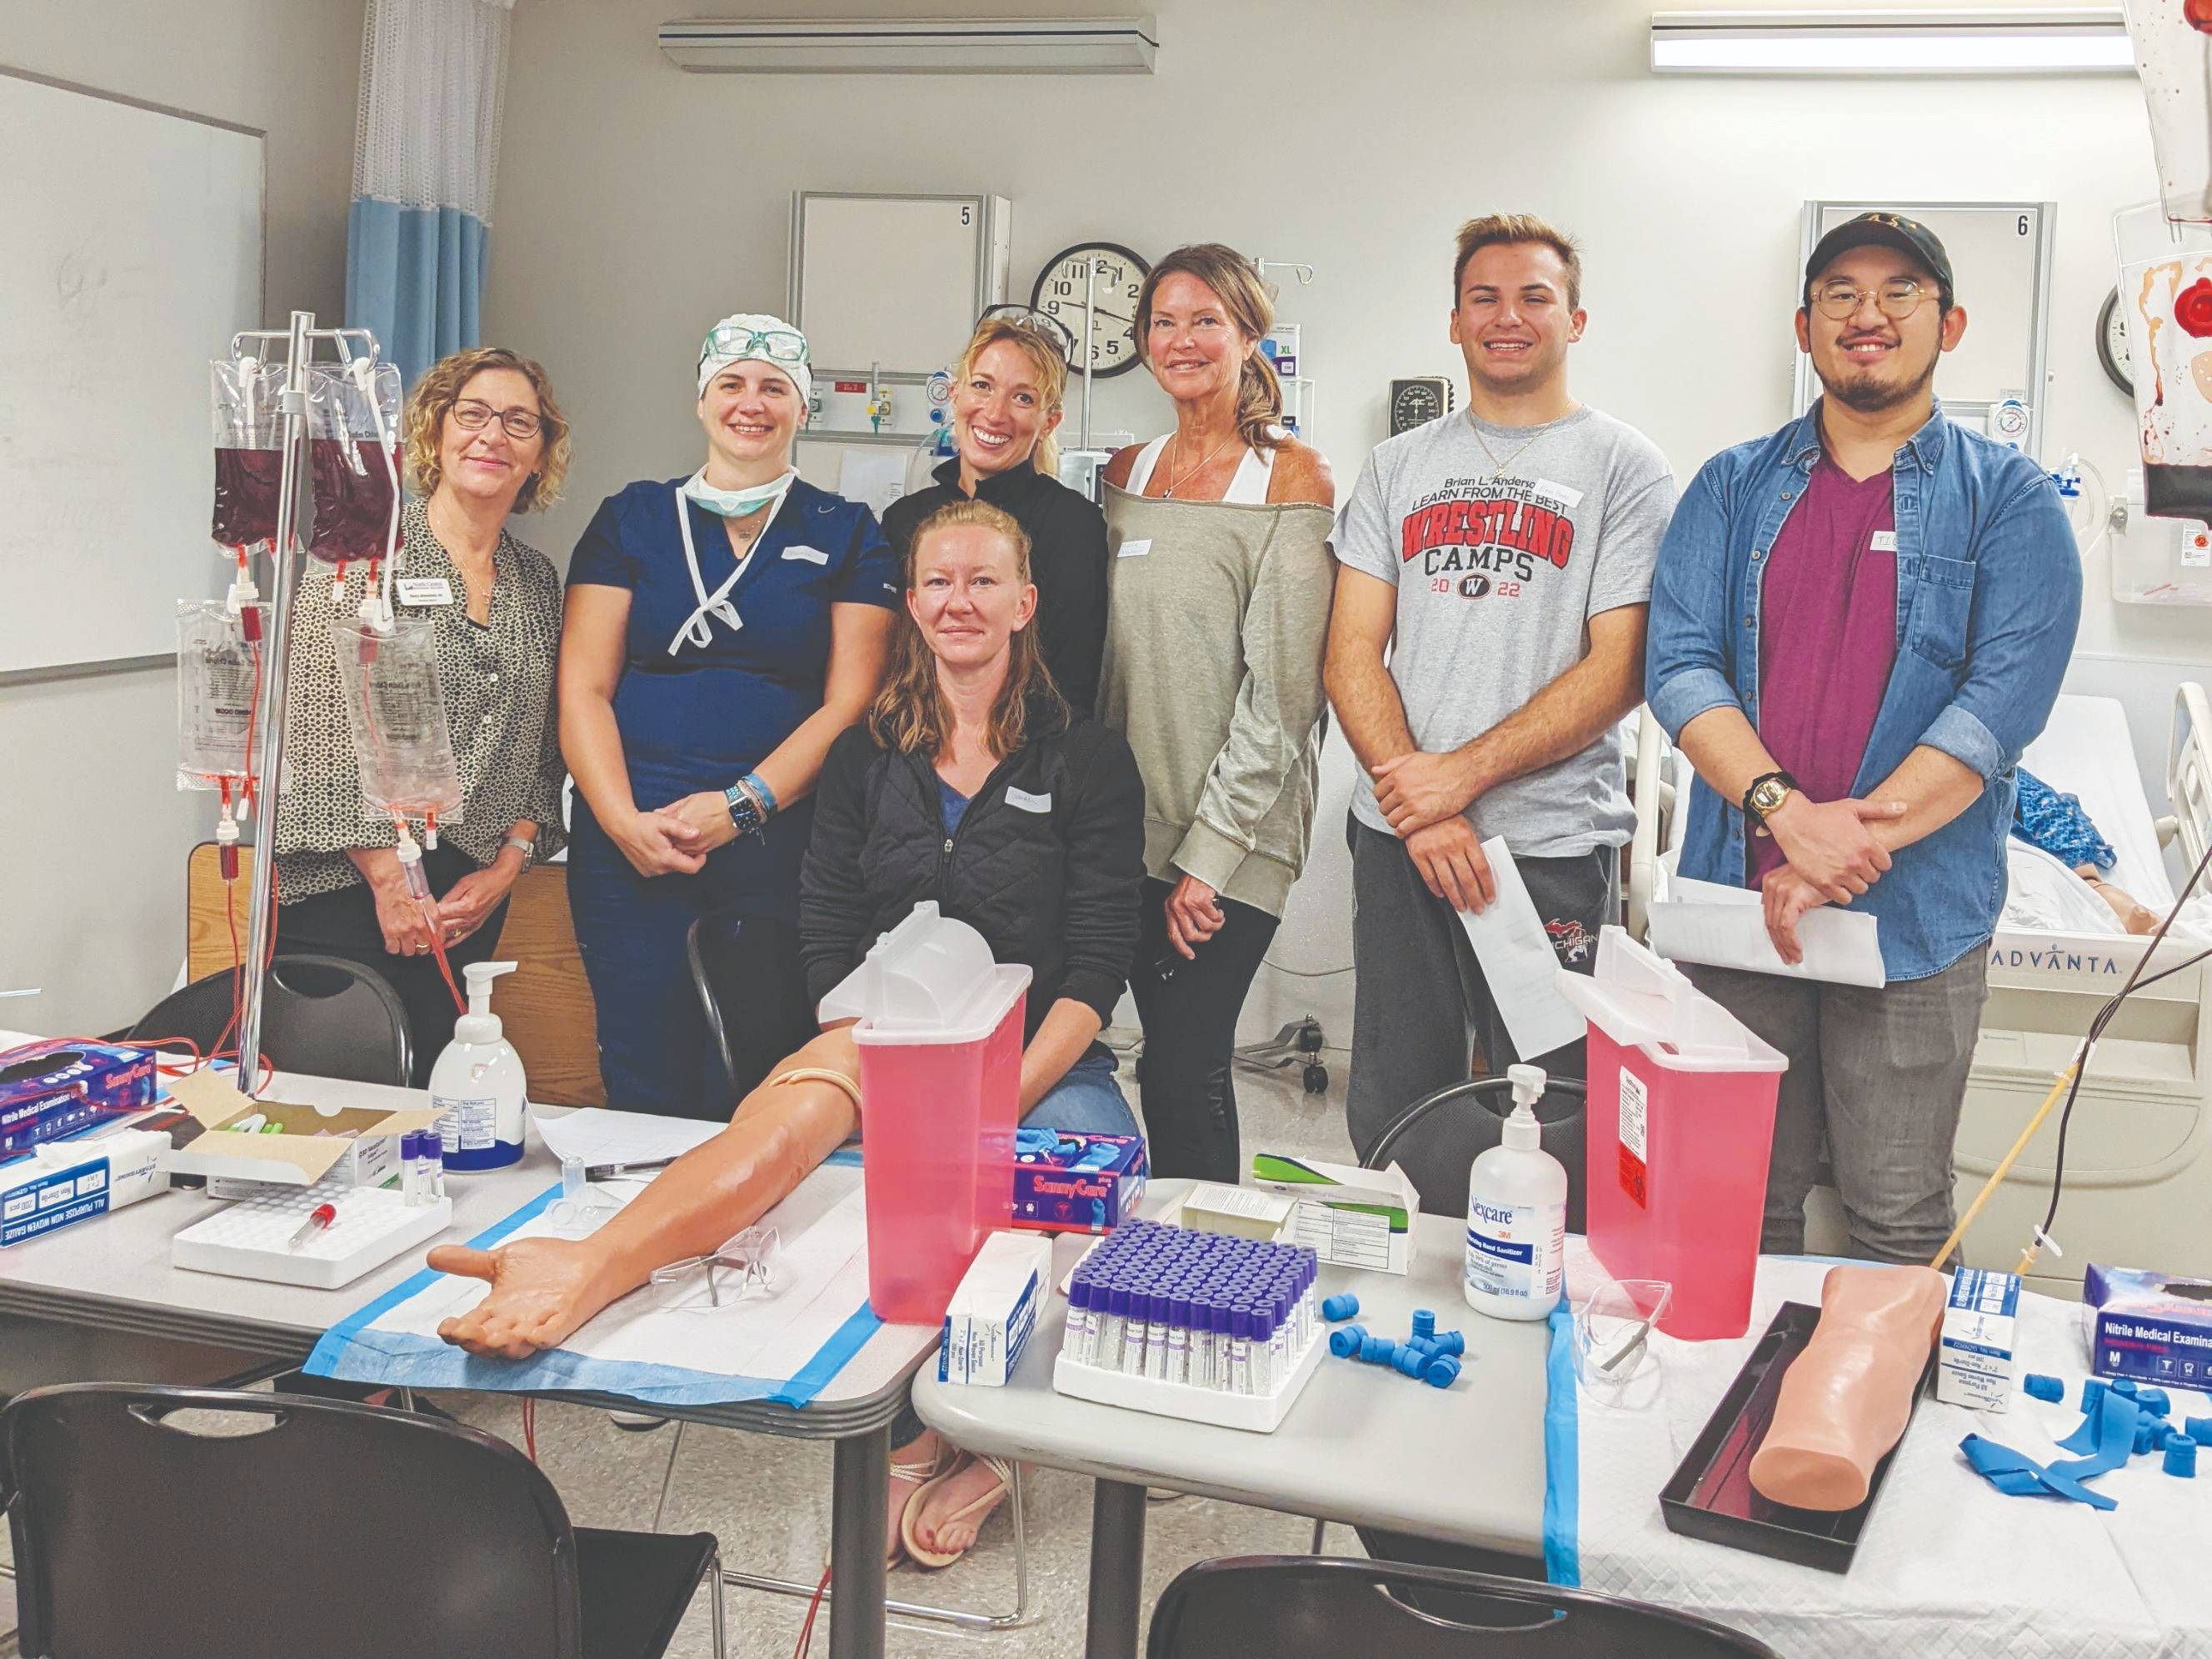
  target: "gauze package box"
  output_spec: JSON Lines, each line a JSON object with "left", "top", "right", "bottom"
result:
{"left": 939, "top": 1231, "right": 1053, "bottom": 1387}
{"left": 1937, "top": 1267, "right": 2019, "bottom": 1412}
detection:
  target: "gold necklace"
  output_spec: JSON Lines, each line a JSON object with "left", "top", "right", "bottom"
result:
{"left": 1470, "top": 421, "right": 1549, "bottom": 482}
{"left": 1160, "top": 428, "right": 1240, "bottom": 499}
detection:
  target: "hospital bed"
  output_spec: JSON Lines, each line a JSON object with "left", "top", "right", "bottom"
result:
{"left": 1625, "top": 687, "right": 2212, "bottom": 1298}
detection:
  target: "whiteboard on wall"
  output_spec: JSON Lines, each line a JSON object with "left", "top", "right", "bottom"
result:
{"left": 0, "top": 68, "right": 264, "bottom": 677}
{"left": 1794, "top": 201, "right": 2055, "bottom": 457}
{"left": 787, "top": 192, "right": 1010, "bottom": 379}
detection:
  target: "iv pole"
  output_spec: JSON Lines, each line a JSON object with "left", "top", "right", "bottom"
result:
{"left": 230, "top": 309, "right": 381, "bottom": 1097}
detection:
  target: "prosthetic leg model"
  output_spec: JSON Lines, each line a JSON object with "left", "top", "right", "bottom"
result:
{"left": 1749, "top": 1265, "right": 1946, "bottom": 1512}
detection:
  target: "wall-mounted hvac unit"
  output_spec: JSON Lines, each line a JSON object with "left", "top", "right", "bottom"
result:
{"left": 657, "top": 15, "right": 1159, "bottom": 73}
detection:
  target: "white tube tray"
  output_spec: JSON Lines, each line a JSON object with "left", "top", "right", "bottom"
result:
{"left": 172, "top": 1182, "right": 452, "bottom": 1289}
{"left": 1051, "top": 1330, "right": 1325, "bottom": 1433}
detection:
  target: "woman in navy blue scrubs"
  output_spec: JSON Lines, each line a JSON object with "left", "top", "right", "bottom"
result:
{"left": 560, "top": 315, "right": 898, "bottom": 1115}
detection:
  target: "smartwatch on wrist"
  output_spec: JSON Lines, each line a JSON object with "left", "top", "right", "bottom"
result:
{"left": 725, "top": 782, "right": 769, "bottom": 836}
{"left": 723, "top": 776, "right": 769, "bottom": 839}
{"left": 1743, "top": 770, "right": 1799, "bottom": 824}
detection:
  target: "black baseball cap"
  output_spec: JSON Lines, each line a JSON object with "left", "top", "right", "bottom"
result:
{"left": 1803, "top": 212, "right": 1954, "bottom": 300}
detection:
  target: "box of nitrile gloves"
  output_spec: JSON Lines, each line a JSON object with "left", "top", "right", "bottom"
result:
{"left": 0, "top": 1041, "right": 158, "bottom": 1159}
{"left": 2085, "top": 1264, "right": 2212, "bottom": 1390}
{"left": 1009, "top": 1134, "right": 1146, "bottom": 1235}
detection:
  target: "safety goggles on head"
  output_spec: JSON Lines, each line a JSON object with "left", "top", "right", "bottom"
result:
{"left": 1809, "top": 278, "right": 1944, "bottom": 323}
{"left": 977, "top": 304, "right": 1076, "bottom": 362}
{"left": 698, "top": 323, "right": 810, "bottom": 378}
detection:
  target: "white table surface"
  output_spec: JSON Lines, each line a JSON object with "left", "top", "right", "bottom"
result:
{"left": 0, "top": 1057, "right": 936, "bottom": 1431}
{"left": 913, "top": 1180, "right": 1552, "bottom": 1556}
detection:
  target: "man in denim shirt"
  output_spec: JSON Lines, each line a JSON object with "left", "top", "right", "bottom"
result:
{"left": 1645, "top": 213, "right": 2080, "bottom": 1263}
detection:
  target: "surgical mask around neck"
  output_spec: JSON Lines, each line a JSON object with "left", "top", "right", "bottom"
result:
{"left": 682, "top": 467, "right": 795, "bottom": 521}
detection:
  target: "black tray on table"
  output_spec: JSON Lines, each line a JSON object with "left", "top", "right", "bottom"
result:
{"left": 1657, "top": 1300, "right": 1937, "bottom": 1575}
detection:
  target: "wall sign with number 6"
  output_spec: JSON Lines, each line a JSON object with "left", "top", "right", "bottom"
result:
{"left": 1030, "top": 241, "right": 1151, "bottom": 380}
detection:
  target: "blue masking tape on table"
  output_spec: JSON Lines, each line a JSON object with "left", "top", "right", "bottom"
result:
{"left": 305, "top": 1149, "right": 879, "bottom": 1409}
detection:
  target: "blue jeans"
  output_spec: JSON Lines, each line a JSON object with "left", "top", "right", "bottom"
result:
{"left": 1021, "top": 1048, "right": 1139, "bottom": 1137}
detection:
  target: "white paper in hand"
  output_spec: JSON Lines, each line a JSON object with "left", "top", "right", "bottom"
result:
{"left": 1453, "top": 837, "right": 1587, "bottom": 1060}
{"left": 1648, "top": 876, "right": 1885, "bottom": 987}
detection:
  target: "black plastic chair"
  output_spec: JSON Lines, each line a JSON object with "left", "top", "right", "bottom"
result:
{"left": 1369, "top": 1075, "right": 1590, "bottom": 1236}
{"left": 122, "top": 955, "right": 412, "bottom": 1087}
{"left": 1147, "top": 1557, "right": 1780, "bottom": 1658}
{"left": 686, "top": 912, "right": 817, "bottom": 1108}
{"left": 1, "top": 1382, "right": 725, "bottom": 1659}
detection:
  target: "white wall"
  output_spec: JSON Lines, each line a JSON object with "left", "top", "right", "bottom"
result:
{"left": 488, "top": 0, "right": 2200, "bottom": 1047}
{"left": 2, "top": 0, "right": 362, "bottom": 1034}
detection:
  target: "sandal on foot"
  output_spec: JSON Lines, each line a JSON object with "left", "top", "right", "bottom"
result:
{"left": 900, "top": 1452, "right": 1016, "bottom": 1570}
{"left": 886, "top": 1439, "right": 956, "bottom": 1566}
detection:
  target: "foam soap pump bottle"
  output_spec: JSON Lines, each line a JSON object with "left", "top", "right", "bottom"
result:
{"left": 1465, "top": 1063, "right": 1568, "bottom": 1322}
{"left": 429, "top": 960, "right": 526, "bottom": 1172}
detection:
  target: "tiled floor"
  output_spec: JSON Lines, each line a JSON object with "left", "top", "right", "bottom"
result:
{"left": 440, "top": 1037, "right": 1364, "bottom": 1658}
{"left": 0, "top": 1041, "right": 1362, "bottom": 1659}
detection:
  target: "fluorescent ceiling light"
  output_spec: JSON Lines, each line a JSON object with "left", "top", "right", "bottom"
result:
{"left": 1650, "top": 8, "right": 2134, "bottom": 73}
{"left": 658, "top": 16, "right": 1159, "bottom": 74}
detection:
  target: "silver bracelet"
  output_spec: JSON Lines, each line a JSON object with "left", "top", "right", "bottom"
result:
{"left": 501, "top": 833, "right": 537, "bottom": 867}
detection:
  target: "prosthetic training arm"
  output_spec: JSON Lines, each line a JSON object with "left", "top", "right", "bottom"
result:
{"left": 427, "top": 1027, "right": 861, "bottom": 1360}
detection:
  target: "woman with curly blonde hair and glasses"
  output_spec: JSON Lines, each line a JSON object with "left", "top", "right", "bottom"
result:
{"left": 274, "top": 346, "right": 575, "bottom": 1081}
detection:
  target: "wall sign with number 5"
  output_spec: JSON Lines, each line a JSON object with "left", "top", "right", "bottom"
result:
{"left": 1031, "top": 242, "right": 1151, "bottom": 380}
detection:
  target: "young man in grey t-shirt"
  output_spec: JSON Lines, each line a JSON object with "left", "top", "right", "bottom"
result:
{"left": 1325, "top": 214, "right": 1676, "bottom": 1178}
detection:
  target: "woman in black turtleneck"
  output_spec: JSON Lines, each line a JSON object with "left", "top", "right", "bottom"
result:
{"left": 881, "top": 315, "right": 1110, "bottom": 715}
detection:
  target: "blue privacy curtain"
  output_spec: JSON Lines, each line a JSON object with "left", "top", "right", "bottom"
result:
{"left": 346, "top": 0, "right": 513, "bottom": 386}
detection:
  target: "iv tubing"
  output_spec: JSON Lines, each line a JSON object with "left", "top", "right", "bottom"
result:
{"left": 348, "top": 352, "right": 403, "bottom": 622}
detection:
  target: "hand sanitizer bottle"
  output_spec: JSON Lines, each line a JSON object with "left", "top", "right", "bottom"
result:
{"left": 429, "top": 960, "right": 527, "bottom": 1172}
{"left": 1465, "top": 1064, "right": 1568, "bottom": 1322}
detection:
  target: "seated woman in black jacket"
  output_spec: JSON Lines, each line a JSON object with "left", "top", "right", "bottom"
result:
{"left": 803, "top": 497, "right": 1143, "bottom": 1133}
{"left": 427, "top": 498, "right": 1146, "bottom": 1558}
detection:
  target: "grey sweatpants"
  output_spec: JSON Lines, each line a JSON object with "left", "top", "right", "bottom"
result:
{"left": 1344, "top": 815, "right": 1612, "bottom": 1161}
{"left": 1684, "top": 952, "right": 1990, "bottom": 1264}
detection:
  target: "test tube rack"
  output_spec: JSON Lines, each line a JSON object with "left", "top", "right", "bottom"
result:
{"left": 1051, "top": 1221, "right": 1325, "bottom": 1434}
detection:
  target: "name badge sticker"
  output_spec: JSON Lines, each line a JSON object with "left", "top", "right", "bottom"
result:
{"left": 1531, "top": 478, "right": 1585, "bottom": 511}
{"left": 1006, "top": 787, "right": 1053, "bottom": 814}
{"left": 1116, "top": 538, "right": 1152, "bottom": 560}
{"left": 1871, "top": 531, "right": 1900, "bottom": 552}
{"left": 781, "top": 545, "right": 830, "bottom": 565}
{"left": 396, "top": 577, "right": 455, "bottom": 607}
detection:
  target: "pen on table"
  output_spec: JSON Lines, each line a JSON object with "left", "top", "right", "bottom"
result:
{"left": 287, "top": 1201, "right": 338, "bottom": 1250}
{"left": 582, "top": 1156, "right": 677, "bottom": 1183}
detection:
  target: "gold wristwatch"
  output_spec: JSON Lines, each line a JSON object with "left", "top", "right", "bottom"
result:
{"left": 1744, "top": 770, "right": 1798, "bottom": 823}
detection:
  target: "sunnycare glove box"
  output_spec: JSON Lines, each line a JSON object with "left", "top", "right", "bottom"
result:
{"left": 0, "top": 1041, "right": 159, "bottom": 1158}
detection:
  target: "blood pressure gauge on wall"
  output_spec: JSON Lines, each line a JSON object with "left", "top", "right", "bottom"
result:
{"left": 1389, "top": 377, "right": 1455, "bottom": 435}
{"left": 1031, "top": 242, "right": 1151, "bottom": 380}
{"left": 2097, "top": 286, "right": 2135, "bottom": 397}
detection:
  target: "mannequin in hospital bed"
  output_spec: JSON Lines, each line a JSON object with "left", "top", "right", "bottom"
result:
{"left": 2010, "top": 767, "right": 2161, "bottom": 935}
{"left": 1748, "top": 1264, "right": 1946, "bottom": 1511}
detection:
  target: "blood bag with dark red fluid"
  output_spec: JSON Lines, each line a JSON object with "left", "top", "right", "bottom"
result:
{"left": 2120, "top": 4, "right": 2212, "bottom": 512}
{"left": 211, "top": 358, "right": 287, "bottom": 552}
{"left": 330, "top": 614, "right": 464, "bottom": 829}
{"left": 305, "top": 361, "right": 403, "bottom": 566}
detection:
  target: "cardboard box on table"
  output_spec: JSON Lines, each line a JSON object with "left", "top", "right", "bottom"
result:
{"left": 161, "top": 1068, "right": 444, "bottom": 1196}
